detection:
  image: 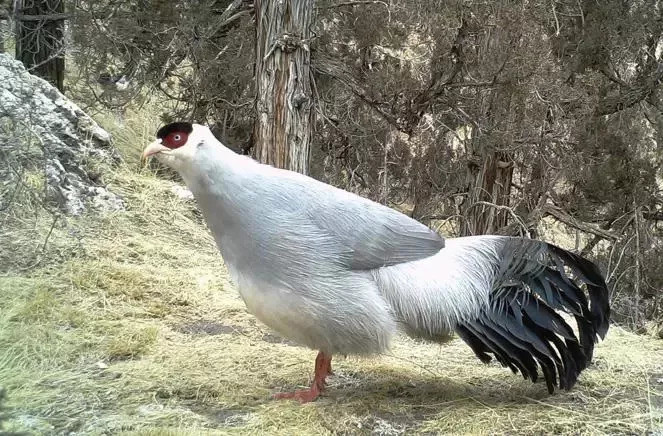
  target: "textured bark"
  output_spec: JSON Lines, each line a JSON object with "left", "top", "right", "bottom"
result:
{"left": 458, "top": 24, "right": 515, "bottom": 237}
{"left": 253, "top": 0, "right": 314, "bottom": 174}
{"left": 461, "top": 151, "right": 514, "bottom": 236}
{"left": 595, "top": 63, "right": 663, "bottom": 116}
{"left": 0, "top": 0, "right": 10, "bottom": 53}
{"left": 15, "top": 0, "right": 65, "bottom": 91}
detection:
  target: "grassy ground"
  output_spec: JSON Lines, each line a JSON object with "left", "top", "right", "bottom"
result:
{"left": 1, "top": 112, "right": 662, "bottom": 435}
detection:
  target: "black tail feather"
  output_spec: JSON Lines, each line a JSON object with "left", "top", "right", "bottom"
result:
{"left": 456, "top": 325, "right": 493, "bottom": 364}
{"left": 548, "top": 245, "right": 610, "bottom": 338}
{"left": 456, "top": 239, "right": 610, "bottom": 393}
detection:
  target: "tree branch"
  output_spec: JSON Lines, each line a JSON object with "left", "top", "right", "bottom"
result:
{"left": 208, "top": 0, "right": 253, "bottom": 38}
{"left": 15, "top": 13, "right": 72, "bottom": 21}
{"left": 468, "top": 201, "right": 531, "bottom": 237}
{"left": 595, "top": 63, "right": 663, "bottom": 116}
{"left": 313, "top": 51, "right": 401, "bottom": 128}
{"left": 317, "top": 1, "right": 389, "bottom": 9}
{"left": 542, "top": 204, "right": 619, "bottom": 240}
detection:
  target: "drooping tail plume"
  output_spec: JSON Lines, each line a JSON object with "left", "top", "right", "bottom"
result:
{"left": 376, "top": 236, "right": 610, "bottom": 392}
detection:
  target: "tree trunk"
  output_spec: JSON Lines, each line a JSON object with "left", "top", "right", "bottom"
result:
{"left": 0, "top": 0, "right": 10, "bottom": 53}
{"left": 0, "top": 22, "right": 5, "bottom": 54}
{"left": 15, "top": 0, "right": 65, "bottom": 92}
{"left": 457, "top": 22, "right": 519, "bottom": 237}
{"left": 252, "top": 0, "right": 314, "bottom": 174}
{"left": 458, "top": 84, "right": 516, "bottom": 237}
{"left": 460, "top": 149, "right": 514, "bottom": 236}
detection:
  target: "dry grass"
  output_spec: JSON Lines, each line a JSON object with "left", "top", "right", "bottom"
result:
{"left": 1, "top": 114, "right": 662, "bottom": 435}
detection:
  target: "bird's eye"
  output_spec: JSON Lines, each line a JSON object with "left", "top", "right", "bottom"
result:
{"left": 161, "top": 130, "right": 189, "bottom": 149}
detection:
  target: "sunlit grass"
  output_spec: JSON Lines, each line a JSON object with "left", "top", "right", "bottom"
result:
{"left": 0, "top": 107, "right": 661, "bottom": 435}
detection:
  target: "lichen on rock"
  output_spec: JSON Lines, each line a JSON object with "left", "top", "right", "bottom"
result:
{"left": 0, "top": 53, "right": 124, "bottom": 216}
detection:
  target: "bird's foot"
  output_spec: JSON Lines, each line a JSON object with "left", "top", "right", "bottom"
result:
{"left": 272, "top": 384, "right": 322, "bottom": 403}
{"left": 273, "top": 350, "right": 332, "bottom": 403}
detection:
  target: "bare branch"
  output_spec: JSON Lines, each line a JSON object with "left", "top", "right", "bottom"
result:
{"left": 551, "top": 0, "right": 560, "bottom": 36}
{"left": 599, "top": 64, "right": 628, "bottom": 87}
{"left": 318, "top": 1, "right": 389, "bottom": 10}
{"left": 207, "top": 0, "right": 253, "bottom": 38}
{"left": 595, "top": 63, "right": 663, "bottom": 116}
{"left": 542, "top": 204, "right": 620, "bottom": 240}
{"left": 313, "top": 51, "right": 401, "bottom": 128}
{"left": 14, "top": 12, "right": 72, "bottom": 21}
{"left": 468, "top": 201, "right": 531, "bottom": 237}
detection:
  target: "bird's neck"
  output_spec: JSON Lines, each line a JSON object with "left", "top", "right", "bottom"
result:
{"left": 179, "top": 145, "right": 246, "bottom": 194}
{"left": 181, "top": 148, "right": 259, "bottom": 242}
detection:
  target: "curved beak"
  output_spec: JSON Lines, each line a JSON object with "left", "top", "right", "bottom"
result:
{"left": 141, "top": 140, "right": 170, "bottom": 163}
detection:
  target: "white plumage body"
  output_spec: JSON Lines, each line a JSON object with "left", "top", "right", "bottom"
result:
{"left": 179, "top": 142, "right": 512, "bottom": 352}
{"left": 178, "top": 145, "right": 424, "bottom": 355}
{"left": 149, "top": 124, "right": 610, "bottom": 393}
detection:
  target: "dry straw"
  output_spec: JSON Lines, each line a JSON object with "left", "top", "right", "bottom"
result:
{"left": 1, "top": 109, "right": 661, "bottom": 435}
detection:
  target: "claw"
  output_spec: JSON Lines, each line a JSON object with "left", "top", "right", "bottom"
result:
{"left": 274, "top": 351, "right": 332, "bottom": 403}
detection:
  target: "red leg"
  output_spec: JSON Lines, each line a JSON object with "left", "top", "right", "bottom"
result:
{"left": 273, "top": 351, "right": 333, "bottom": 403}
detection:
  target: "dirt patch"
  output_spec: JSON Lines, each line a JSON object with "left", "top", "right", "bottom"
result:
{"left": 358, "top": 410, "right": 435, "bottom": 435}
{"left": 261, "top": 332, "right": 296, "bottom": 345}
{"left": 177, "top": 320, "right": 246, "bottom": 336}
{"left": 189, "top": 406, "right": 252, "bottom": 427}
{"left": 350, "top": 415, "right": 407, "bottom": 435}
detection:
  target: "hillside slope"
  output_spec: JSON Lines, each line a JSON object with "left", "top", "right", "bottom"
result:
{"left": 1, "top": 130, "right": 662, "bottom": 435}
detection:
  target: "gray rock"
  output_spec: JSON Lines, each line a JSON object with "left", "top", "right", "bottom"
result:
{"left": 0, "top": 53, "right": 124, "bottom": 215}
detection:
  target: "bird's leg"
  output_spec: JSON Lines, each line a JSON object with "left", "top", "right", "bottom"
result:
{"left": 273, "top": 351, "right": 332, "bottom": 403}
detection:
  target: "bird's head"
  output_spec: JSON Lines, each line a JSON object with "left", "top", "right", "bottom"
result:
{"left": 142, "top": 122, "right": 216, "bottom": 171}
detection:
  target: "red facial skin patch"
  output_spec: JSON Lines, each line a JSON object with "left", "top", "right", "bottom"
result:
{"left": 162, "top": 131, "right": 189, "bottom": 149}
